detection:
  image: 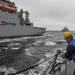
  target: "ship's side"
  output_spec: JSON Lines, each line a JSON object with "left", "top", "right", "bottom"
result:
{"left": 60, "top": 61, "right": 75, "bottom": 75}
{"left": 61, "top": 26, "right": 69, "bottom": 32}
{"left": 55, "top": 61, "right": 75, "bottom": 75}
{"left": 0, "top": 0, "right": 46, "bottom": 38}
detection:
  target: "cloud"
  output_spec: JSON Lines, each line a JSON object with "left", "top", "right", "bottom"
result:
{"left": 11, "top": 0, "right": 75, "bottom": 30}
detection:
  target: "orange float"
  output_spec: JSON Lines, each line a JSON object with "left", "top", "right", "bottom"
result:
{"left": 0, "top": 4, "right": 3, "bottom": 8}
{"left": 4, "top": 5, "right": 16, "bottom": 11}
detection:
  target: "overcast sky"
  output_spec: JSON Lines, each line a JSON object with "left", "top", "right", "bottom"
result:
{"left": 11, "top": 0, "right": 75, "bottom": 31}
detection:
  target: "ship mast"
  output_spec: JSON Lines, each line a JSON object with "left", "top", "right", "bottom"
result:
{"left": 25, "top": 11, "right": 31, "bottom": 25}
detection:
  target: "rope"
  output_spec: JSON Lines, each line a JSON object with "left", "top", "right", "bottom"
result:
{"left": 43, "top": 53, "right": 59, "bottom": 75}
{"left": 8, "top": 50, "right": 68, "bottom": 75}
{"left": 65, "top": 60, "right": 67, "bottom": 75}
{"left": 41, "top": 54, "right": 57, "bottom": 75}
{"left": 42, "top": 50, "right": 68, "bottom": 75}
{"left": 58, "top": 50, "right": 68, "bottom": 75}
{"left": 8, "top": 54, "right": 55, "bottom": 75}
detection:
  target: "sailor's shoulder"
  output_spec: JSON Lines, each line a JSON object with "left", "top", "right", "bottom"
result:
{"left": 67, "top": 44, "right": 75, "bottom": 50}
{"left": 69, "top": 40, "right": 75, "bottom": 47}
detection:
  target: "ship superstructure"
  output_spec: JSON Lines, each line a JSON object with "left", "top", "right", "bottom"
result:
{"left": 61, "top": 26, "right": 69, "bottom": 32}
{"left": 0, "top": 0, "right": 46, "bottom": 38}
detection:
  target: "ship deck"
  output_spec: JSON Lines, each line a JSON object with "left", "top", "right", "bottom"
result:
{"left": 55, "top": 61, "right": 75, "bottom": 75}
{"left": 60, "top": 61, "right": 75, "bottom": 75}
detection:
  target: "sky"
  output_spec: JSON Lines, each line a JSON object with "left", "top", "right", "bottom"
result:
{"left": 11, "top": 0, "right": 75, "bottom": 31}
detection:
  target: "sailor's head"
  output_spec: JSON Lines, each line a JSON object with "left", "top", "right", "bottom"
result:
{"left": 64, "top": 31, "right": 73, "bottom": 43}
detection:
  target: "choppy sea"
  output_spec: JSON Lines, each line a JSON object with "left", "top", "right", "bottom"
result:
{"left": 0, "top": 31, "right": 75, "bottom": 75}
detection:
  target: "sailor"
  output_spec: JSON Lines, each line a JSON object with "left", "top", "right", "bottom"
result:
{"left": 62, "top": 31, "right": 75, "bottom": 75}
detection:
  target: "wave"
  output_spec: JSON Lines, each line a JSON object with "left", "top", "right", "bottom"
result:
{"left": 25, "top": 47, "right": 34, "bottom": 56}
{"left": 55, "top": 40, "right": 66, "bottom": 44}
{"left": 0, "top": 47, "right": 66, "bottom": 75}
{"left": 11, "top": 47, "right": 20, "bottom": 50}
{"left": 0, "top": 39, "right": 12, "bottom": 43}
{"left": 0, "top": 36, "right": 36, "bottom": 43}
{"left": 44, "top": 52, "right": 55, "bottom": 58}
{"left": 0, "top": 67, "right": 16, "bottom": 74}
{"left": 45, "top": 41, "right": 56, "bottom": 46}
{"left": 35, "top": 40, "right": 43, "bottom": 44}
{"left": 7, "top": 43, "right": 21, "bottom": 46}
{"left": 0, "top": 66, "right": 24, "bottom": 75}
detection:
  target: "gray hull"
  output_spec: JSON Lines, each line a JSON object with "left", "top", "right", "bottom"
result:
{"left": 60, "top": 61, "right": 74, "bottom": 75}
{"left": 0, "top": 0, "right": 46, "bottom": 38}
{"left": 52, "top": 61, "right": 74, "bottom": 75}
{"left": 0, "top": 24, "right": 46, "bottom": 38}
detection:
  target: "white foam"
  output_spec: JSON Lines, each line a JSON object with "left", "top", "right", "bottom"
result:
{"left": 45, "top": 41, "right": 56, "bottom": 46}
{"left": 32, "top": 43, "right": 38, "bottom": 46}
{"left": 45, "top": 34, "right": 57, "bottom": 37}
{"left": 57, "top": 40, "right": 65, "bottom": 42}
{"left": 56, "top": 40, "right": 66, "bottom": 43}
{"left": 25, "top": 47, "right": 34, "bottom": 56}
{"left": 0, "top": 37, "right": 32, "bottom": 43}
{"left": 0, "top": 39, "right": 12, "bottom": 43}
{"left": 8, "top": 43, "right": 20, "bottom": 47}
{"left": 11, "top": 47, "right": 20, "bottom": 50}
{"left": 30, "top": 36, "right": 46, "bottom": 39}
{"left": 44, "top": 53, "right": 52, "bottom": 58}
{"left": 0, "top": 67, "right": 16, "bottom": 74}
{"left": 35, "top": 40, "right": 43, "bottom": 44}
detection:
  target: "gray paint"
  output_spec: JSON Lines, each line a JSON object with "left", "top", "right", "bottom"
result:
{"left": 0, "top": 0, "right": 46, "bottom": 38}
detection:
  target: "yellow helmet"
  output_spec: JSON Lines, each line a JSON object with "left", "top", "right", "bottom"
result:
{"left": 64, "top": 31, "right": 72, "bottom": 39}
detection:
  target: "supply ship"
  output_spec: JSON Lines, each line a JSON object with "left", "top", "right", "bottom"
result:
{"left": 0, "top": 0, "right": 46, "bottom": 38}
{"left": 61, "top": 26, "right": 69, "bottom": 32}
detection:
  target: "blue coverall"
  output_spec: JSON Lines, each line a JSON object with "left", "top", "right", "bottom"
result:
{"left": 65, "top": 39, "right": 75, "bottom": 75}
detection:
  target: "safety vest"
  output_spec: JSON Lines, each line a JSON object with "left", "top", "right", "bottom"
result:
{"left": 69, "top": 39, "right": 75, "bottom": 63}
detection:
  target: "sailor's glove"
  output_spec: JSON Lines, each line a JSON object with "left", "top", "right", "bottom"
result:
{"left": 60, "top": 53, "right": 65, "bottom": 58}
{"left": 57, "top": 49, "right": 65, "bottom": 58}
{"left": 57, "top": 49, "right": 62, "bottom": 54}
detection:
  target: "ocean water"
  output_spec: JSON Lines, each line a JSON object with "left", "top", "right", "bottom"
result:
{"left": 0, "top": 31, "right": 75, "bottom": 75}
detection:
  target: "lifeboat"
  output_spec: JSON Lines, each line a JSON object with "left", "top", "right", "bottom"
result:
{"left": 4, "top": 5, "right": 16, "bottom": 11}
{"left": 0, "top": 4, "right": 2, "bottom": 8}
